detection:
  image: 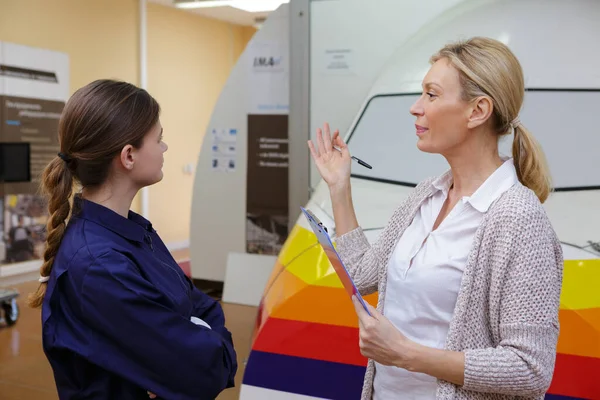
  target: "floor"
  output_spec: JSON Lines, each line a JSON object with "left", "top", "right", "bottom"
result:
{"left": 0, "top": 277, "right": 258, "bottom": 400}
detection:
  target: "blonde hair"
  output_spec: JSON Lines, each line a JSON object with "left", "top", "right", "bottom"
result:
{"left": 430, "top": 37, "right": 552, "bottom": 203}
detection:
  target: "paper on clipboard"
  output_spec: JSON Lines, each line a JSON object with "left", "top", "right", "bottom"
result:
{"left": 301, "top": 207, "right": 371, "bottom": 316}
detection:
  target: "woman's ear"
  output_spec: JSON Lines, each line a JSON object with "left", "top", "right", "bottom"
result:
{"left": 119, "top": 145, "right": 135, "bottom": 170}
{"left": 467, "top": 96, "right": 494, "bottom": 129}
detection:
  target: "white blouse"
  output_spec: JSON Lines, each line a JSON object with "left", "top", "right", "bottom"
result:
{"left": 373, "top": 159, "right": 518, "bottom": 399}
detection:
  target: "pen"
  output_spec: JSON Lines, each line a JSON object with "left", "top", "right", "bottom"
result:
{"left": 333, "top": 146, "right": 372, "bottom": 169}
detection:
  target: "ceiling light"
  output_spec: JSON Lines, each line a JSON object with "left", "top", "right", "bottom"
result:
{"left": 232, "top": 0, "right": 289, "bottom": 12}
{"left": 174, "top": 0, "right": 289, "bottom": 12}
{"left": 175, "top": 1, "right": 233, "bottom": 9}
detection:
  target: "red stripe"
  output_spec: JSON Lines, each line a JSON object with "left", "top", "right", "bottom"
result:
{"left": 253, "top": 318, "right": 600, "bottom": 399}
{"left": 252, "top": 317, "right": 368, "bottom": 366}
{"left": 548, "top": 353, "right": 600, "bottom": 399}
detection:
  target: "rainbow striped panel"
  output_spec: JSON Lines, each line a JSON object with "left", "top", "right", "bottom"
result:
{"left": 242, "top": 226, "right": 600, "bottom": 400}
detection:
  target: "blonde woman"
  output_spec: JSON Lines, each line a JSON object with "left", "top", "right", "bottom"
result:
{"left": 308, "top": 37, "right": 563, "bottom": 399}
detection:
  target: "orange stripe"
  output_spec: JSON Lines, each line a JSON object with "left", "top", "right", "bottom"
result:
{"left": 260, "top": 260, "right": 286, "bottom": 299}
{"left": 262, "top": 268, "right": 308, "bottom": 315}
{"left": 253, "top": 268, "right": 308, "bottom": 342}
{"left": 261, "top": 269, "right": 378, "bottom": 327}
{"left": 557, "top": 308, "right": 600, "bottom": 359}
{"left": 261, "top": 271, "right": 600, "bottom": 354}
{"left": 272, "top": 285, "right": 378, "bottom": 327}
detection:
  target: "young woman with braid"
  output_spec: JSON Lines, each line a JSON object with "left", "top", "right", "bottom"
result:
{"left": 309, "top": 37, "right": 563, "bottom": 399}
{"left": 28, "top": 79, "right": 237, "bottom": 400}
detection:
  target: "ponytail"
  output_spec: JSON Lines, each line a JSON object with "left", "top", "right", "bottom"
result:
{"left": 512, "top": 123, "right": 552, "bottom": 203}
{"left": 26, "top": 79, "right": 161, "bottom": 308}
{"left": 27, "top": 156, "right": 74, "bottom": 308}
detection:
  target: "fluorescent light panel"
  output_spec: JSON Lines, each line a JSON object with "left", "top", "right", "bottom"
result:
{"left": 175, "top": 0, "right": 289, "bottom": 13}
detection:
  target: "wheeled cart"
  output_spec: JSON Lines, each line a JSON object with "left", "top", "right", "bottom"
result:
{"left": 0, "top": 288, "right": 19, "bottom": 326}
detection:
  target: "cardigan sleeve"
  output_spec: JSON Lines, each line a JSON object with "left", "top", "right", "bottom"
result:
{"left": 335, "top": 227, "right": 377, "bottom": 295}
{"left": 462, "top": 205, "right": 564, "bottom": 397}
{"left": 335, "top": 179, "right": 432, "bottom": 296}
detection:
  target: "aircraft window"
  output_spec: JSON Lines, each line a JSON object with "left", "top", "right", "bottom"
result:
{"left": 346, "top": 90, "right": 600, "bottom": 190}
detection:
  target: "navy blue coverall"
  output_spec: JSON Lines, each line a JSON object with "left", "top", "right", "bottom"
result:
{"left": 41, "top": 196, "right": 237, "bottom": 399}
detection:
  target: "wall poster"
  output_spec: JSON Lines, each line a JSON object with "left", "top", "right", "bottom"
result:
{"left": 246, "top": 114, "right": 288, "bottom": 255}
{"left": 210, "top": 127, "right": 238, "bottom": 173}
{"left": 245, "top": 37, "right": 289, "bottom": 255}
{"left": 0, "top": 41, "right": 69, "bottom": 265}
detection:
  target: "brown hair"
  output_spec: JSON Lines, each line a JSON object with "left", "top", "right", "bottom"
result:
{"left": 27, "top": 79, "right": 160, "bottom": 308}
{"left": 431, "top": 37, "right": 552, "bottom": 203}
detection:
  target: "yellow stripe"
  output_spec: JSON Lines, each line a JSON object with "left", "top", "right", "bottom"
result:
{"left": 277, "top": 225, "right": 318, "bottom": 266}
{"left": 286, "top": 244, "right": 345, "bottom": 287}
{"left": 560, "top": 259, "right": 600, "bottom": 310}
{"left": 280, "top": 224, "right": 600, "bottom": 311}
{"left": 279, "top": 225, "right": 344, "bottom": 288}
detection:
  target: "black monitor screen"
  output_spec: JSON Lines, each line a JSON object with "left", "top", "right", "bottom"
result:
{"left": 0, "top": 143, "right": 31, "bottom": 183}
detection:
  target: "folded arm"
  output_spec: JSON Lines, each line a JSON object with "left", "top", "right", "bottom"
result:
{"left": 80, "top": 251, "right": 238, "bottom": 400}
{"left": 189, "top": 284, "right": 237, "bottom": 388}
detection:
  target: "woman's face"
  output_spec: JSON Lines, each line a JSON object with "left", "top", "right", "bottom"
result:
{"left": 126, "top": 120, "right": 169, "bottom": 188}
{"left": 409, "top": 58, "right": 474, "bottom": 156}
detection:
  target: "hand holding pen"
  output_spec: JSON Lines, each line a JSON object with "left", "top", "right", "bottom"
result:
{"left": 308, "top": 122, "right": 372, "bottom": 190}
{"left": 332, "top": 146, "right": 372, "bottom": 170}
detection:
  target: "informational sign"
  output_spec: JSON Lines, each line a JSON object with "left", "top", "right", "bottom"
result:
{"left": 246, "top": 39, "right": 289, "bottom": 115}
{"left": 322, "top": 47, "right": 355, "bottom": 75}
{"left": 0, "top": 41, "right": 69, "bottom": 264}
{"left": 246, "top": 114, "right": 288, "bottom": 255}
{"left": 244, "top": 31, "right": 289, "bottom": 255}
{"left": 1, "top": 97, "right": 63, "bottom": 192}
{"left": 210, "top": 127, "right": 237, "bottom": 172}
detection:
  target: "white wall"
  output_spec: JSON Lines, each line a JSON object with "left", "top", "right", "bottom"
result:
{"left": 189, "top": 6, "right": 289, "bottom": 282}
{"left": 308, "top": 0, "right": 465, "bottom": 189}
{"left": 0, "top": 41, "right": 69, "bottom": 102}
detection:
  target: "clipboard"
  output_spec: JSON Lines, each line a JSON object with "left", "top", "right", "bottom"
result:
{"left": 300, "top": 207, "right": 372, "bottom": 316}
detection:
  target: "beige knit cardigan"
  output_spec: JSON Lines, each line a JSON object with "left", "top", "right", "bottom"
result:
{"left": 336, "top": 174, "right": 563, "bottom": 400}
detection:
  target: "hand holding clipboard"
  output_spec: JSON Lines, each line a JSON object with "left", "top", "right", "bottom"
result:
{"left": 302, "top": 207, "right": 418, "bottom": 369}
